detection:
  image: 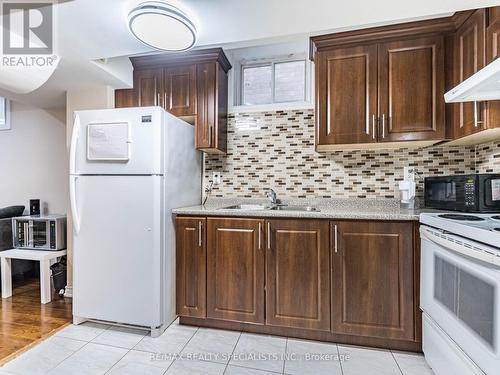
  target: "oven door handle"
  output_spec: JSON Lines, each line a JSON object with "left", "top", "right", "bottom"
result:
{"left": 420, "top": 227, "right": 500, "bottom": 267}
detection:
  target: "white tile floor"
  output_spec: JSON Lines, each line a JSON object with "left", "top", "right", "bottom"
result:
{"left": 0, "top": 320, "right": 434, "bottom": 375}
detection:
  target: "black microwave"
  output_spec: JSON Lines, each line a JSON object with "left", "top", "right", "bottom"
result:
{"left": 424, "top": 174, "right": 500, "bottom": 212}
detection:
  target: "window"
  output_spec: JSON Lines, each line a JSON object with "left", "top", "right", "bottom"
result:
{"left": 241, "top": 59, "right": 306, "bottom": 106}
{"left": 242, "top": 65, "right": 272, "bottom": 105}
{"left": 0, "top": 98, "right": 10, "bottom": 131}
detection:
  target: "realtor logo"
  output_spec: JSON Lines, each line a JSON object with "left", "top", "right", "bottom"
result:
{"left": 2, "top": 2, "right": 53, "bottom": 55}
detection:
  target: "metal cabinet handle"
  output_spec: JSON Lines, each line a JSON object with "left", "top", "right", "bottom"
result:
{"left": 334, "top": 224, "right": 338, "bottom": 253}
{"left": 267, "top": 222, "right": 271, "bottom": 249}
{"left": 258, "top": 222, "right": 262, "bottom": 250}
{"left": 156, "top": 93, "right": 161, "bottom": 106}
{"left": 198, "top": 221, "right": 202, "bottom": 247}
{"left": 372, "top": 115, "right": 376, "bottom": 139}
{"left": 474, "top": 101, "right": 484, "bottom": 128}
{"left": 381, "top": 114, "right": 386, "bottom": 138}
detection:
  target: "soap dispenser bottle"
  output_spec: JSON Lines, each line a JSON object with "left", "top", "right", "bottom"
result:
{"left": 399, "top": 167, "right": 416, "bottom": 209}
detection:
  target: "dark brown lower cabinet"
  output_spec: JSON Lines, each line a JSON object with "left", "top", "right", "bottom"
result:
{"left": 331, "top": 221, "right": 415, "bottom": 340}
{"left": 207, "top": 218, "right": 265, "bottom": 324}
{"left": 176, "top": 217, "right": 206, "bottom": 318}
{"left": 266, "top": 219, "right": 330, "bottom": 331}
{"left": 176, "top": 216, "right": 420, "bottom": 351}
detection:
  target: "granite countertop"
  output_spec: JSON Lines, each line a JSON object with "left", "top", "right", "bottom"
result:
{"left": 172, "top": 198, "right": 423, "bottom": 221}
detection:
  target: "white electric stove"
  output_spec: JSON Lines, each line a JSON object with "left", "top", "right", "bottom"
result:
{"left": 420, "top": 212, "right": 500, "bottom": 375}
{"left": 420, "top": 212, "right": 500, "bottom": 248}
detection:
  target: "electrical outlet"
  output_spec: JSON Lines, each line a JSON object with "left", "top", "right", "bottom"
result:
{"left": 403, "top": 167, "right": 416, "bottom": 182}
{"left": 212, "top": 171, "right": 222, "bottom": 185}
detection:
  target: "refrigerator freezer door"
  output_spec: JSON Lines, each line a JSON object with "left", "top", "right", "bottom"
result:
{"left": 72, "top": 175, "right": 163, "bottom": 328}
{"left": 71, "top": 107, "right": 164, "bottom": 175}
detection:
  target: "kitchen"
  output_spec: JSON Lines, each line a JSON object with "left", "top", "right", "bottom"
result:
{"left": 0, "top": 1, "right": 499, "bottom": 374}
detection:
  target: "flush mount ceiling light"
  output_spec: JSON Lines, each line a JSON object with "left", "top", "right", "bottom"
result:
{"left": 128, "top": 1, "right": 197, "bottom": 51}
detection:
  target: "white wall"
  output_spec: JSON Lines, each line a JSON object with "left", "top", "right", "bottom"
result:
{"left": 66, "top": 86, "right": 115, "bottom": 145}
{"left": 0, "top": 101, "right": 67, "bottom": 214}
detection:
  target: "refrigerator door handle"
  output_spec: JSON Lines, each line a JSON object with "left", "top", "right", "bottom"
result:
{"left": 70, "top": 176, "right": 81, "bottom": 234}
{"left": 70, "top": 114, "right": 80, "bottom": 175}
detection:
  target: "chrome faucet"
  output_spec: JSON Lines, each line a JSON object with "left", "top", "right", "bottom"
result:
{"left": 265, "top": 189, "right": 279, "bottom": 206}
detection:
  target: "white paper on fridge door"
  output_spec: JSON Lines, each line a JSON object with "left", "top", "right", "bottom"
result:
{"left": 87, "top": 122, "right": 130, "bottom": 161}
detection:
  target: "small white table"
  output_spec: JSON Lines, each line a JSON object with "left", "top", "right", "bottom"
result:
{"left": 0, "top": 248, "right": 67, "bottom": 304}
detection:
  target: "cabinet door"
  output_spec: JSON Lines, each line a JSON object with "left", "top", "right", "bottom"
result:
{"left": 331, "top": 221, "right": 414, "bottom": 340}
{"left": 207, "top": 218, "right": 265, "bottom": 324}
{"left": 487, "top": 9, "right": 500, "bottom": 63}
{"left": 454, "top": 9, "right": 486, "bottom": 137}
{"left": 134, "top": 69, "right": 163, "bottom": 107}
{"left": 195, "top": 63, "right": 216, "bottom": 150}
{"left": 378, "top": 36, "right": 445, "bottom": 142}
{"left": 487, "top": 6, "right": 500, "bottom": 62}
{"left": 114, "top": 89, "right": 136, "bottom": 108}
{"left": 266, "top": 219, "right": 330, "bottom": 331}
{"left": 215, "top": 63, "right": 228, "bottom": 154}
{"left": 164, "top": 65, "right": 196, "bottom": 117}
{"left": 176, "top": 217, "right": 206, "bottom": 318}
{"left": 486, "top": 7, "right": 500, "bottom": 129}
{"left": 316, "top": 45, "right": 378, "bottom": 146}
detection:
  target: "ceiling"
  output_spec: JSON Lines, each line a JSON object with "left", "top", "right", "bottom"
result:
{"left": 3, "top": 0, "right": 500, "bottom": 109}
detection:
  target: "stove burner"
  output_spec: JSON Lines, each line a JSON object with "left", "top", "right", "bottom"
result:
{"left": 438, "top": 214, "right": 485, "bottom": 221}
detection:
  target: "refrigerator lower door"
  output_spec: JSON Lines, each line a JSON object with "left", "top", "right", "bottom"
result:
{"left": 72, "top": 175, "right": 163, "bottom": 328}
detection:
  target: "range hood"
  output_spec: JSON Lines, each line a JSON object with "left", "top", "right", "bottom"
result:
{"left": 445, "top": 58, "right": 500, "bottom": 103}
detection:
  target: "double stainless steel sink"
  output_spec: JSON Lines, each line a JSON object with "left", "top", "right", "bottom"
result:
{"left": 218, "top": 189, "right": 320, "bottom": 213}
{"left": 219, "top": 204, "right": 319, "bottom": 212}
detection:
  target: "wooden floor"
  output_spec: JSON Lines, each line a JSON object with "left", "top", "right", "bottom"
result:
{"left": 0, "top": 277, "right": 72, "bottom": 364}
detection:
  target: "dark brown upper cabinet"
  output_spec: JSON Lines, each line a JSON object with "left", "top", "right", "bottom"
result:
{"left": 312, "top": 25, "right": 446, "bottom": 150}
{"left": 378, "top": 37, "right": 445, "bottom": 142}
{"left": 134, "top": 68, "right": 163, "bottom": 107}
{"left": 487, "top": 7, "right": 500, "bottom": 63}
{"left": 452, "top": 9, "right": 486, "bottom": 139}
{"left": 126, "top": 48, "right": 231, "bottom": 154}
{"left": 312, "top": 7, "right": 500, "bottom": 149}
{"left": 446, "top": 8, "right": 500, "bottom": 145}
{"left": 164, "top": 65, "right": 197, "bottom": 118}
{"left": 114, "top": 88, "right": 137, "bottom": 108}
{"left": 316, "top": 45, "right": 378, "bottom": 146}
{"left": 486, "top": 7, "right": 500, "bottom": 131}
{"left": 194, "top": 62, "right": 229, "bottom": 153}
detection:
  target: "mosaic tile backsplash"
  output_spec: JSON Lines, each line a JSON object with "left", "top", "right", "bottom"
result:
{"left": 204, "top": 109, "right": 498, "bottom": 199}
{"left": 476, "top": 141, "right": 500, "bottom": 173}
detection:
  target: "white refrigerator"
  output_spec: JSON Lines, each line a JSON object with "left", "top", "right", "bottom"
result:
{"left": 69, "top": 107, "right": 201, "bottom": 337}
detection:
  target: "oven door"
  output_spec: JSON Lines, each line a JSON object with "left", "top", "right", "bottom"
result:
{"left": 421, "top": 226, "right": 500, "bottom": 375}
{"left": 424, "top": 176, "right": 468, "bottom": 211}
